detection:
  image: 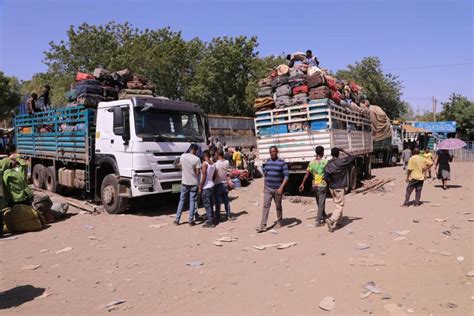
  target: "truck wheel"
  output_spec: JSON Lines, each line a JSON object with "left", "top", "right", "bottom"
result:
{"left": 45, "top": 166, "right": 59, "bottom": 193}
{"left": 348, "top": 165, "right": 357, "bottom": 192}
{"left": 32, "top": 164, "right": 46, "bottom": 189}
{"left": 364, "top": 157, "right": 372, "bottom": 179}
{"left": 390, "top": 152, "right": 398, "bottom": 166}
{"left": 101, "top": 174, "right": 128, "bottom": 214}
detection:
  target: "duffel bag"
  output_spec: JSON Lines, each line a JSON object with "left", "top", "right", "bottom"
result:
{"left": 271, "top": 75, "right": 289, "bottom": 88}
{"left": 276, "top": 64, "right": 290, "bottom": 76}
{"left": 3, "top": 205, "right": 44, "bottom": 233}
{"left": 294, "top": 93, "right": 308, "bottom": 105}
{"left": 309, "top": 86, "right": 331, "bottom": 100}
{"left": 127, "top": 81, "right": 144, "bottom": 89}
{"left": 257, "top": 86, "right": 273, "bottom": 97}
{"left": 93, "top": 68, "right": 109, "bottom": 79}
{"left": 77, "top": 93, "right": 105, "bottom": 108}
{"left": 289, "top": 69, "right": 304, "bottom": 78}
{"left": 133, "top": 74, "right": 148, "bottom": 83}
{"left": 289, "top": 78, "right": 306, "bottom": 88}
{"left": 275, "top": 84, "right": 291, "bottom": 97}
{"left": 103, "top": 86, "right": 118, "bottom": 99}
{"left": 325, "top": 75, "right": 337, "bottom": 90}
{"left": 331, "top": 90, "right": 342, "bottom": 104}
{"left": 76, "top": 84, "right": 104, "bottom": 96}
{"left": 254, "top": 97, "right": 275, "bottom": 109}
{"left": 292, "top": 85, "right": 309, "bottom": 95}
{"left": 117, "top": 69, "right": 133, "bottom": 81}
{"left": 76, "top": 72, "right": 94, "bottom": 81}
{"left": 275, "top": 95, "right": 294, "bottom": 108}
{"left": 258, "top": 78, "right": 272, "bottom": 87}
{"left": 307, "top": 72, "right": 325, "bottom": 88}
{"left": 76, "top": 79, "right": 101, "bottom": 86}
{"left": 307, "top": 66, "right": 323, "bottom": 77}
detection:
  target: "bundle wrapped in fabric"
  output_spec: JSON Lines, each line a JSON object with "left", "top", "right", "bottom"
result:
{"left": 294, "top": 93, "right": 308, "bottom": 105}
{"left": 257, "top": 86, "right": 272, "bottom": 97}
{"left": 76, "top": 72, "right": 94, "bottom": 81}
{"left": 77, "top": 94, "right": 105, "bottom": 108}
{"left": 307, "top": 72, "right": 325, "bottom": 88}
{"left": 254, "top": 97, "right": 275, "bottom": 110}
{"left": 271, "top": 75, "right": 289, "bottom": 88}
{"left": 309, "top": 86, "right": 331, "bottom": 100}
{"left": 118, "top": 89, "right": 154, "bottom": 100}
{"left": 275, "top": 95, "right": 294, "bottom": 108}
{"left": 275, "top": 84, "right": 291, "bottom": 97}
{"left": 292, "top": 85, "right": 308, "bottom": 95}
{"left": 258, "top": 78, "right": 272, "bottom": 87}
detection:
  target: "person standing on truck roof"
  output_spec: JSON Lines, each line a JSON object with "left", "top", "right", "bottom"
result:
{"left": 256, "top": 146, "right": 289, "bottom": 233}
{"left": 214, "top": 150, "right": 234, "bottom": 223}
{"left": 286, "top": 51, "right": 305, "bottom": 68}
{"left": 324, "top": 147, "right": 356, "bottom": 233}
{"left": 401, "top": 146, "right": 412, "bottom": 170}
{"left": 26, "top": 93, "right": 40, "bottom": 114}
{"left": 175, "top": 144, "right": 202, "bottom": 226}
{"left": 199, "top": 150, "right": 217, "bottom": 228}
{"left": 401, "top": 148, "right": 433, "bottom": 207}
{"left": 304, "top": 50, "right": 320, "bottom": 67}
{"left": 299, "top": 146, "right": 328, "bottom": 227}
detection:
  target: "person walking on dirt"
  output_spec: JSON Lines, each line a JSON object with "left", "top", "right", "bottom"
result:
{"left": 422, "top": 148, "right": 434, "bottom": 178}
{"left": 401, "top": 148, "right": 433, "bottom": 207}
{"left": 401, "top": 146, "right": 412, "bottom": 170}
{"left": 199, "top": 150, "right": 217, "bottom": 228}
{"left": 233, "top": 147, "right": 244, "bottom": 170}
{"left": 436, "top": 149, "right": 453, "bottom": 190}
{"left": 323, "top": 147, "right": 356, "bottom": 232}
{"left": 175, "top": 144, "right": 202, "bottom": 226}
{"left": 299, "top": 146, "right": 328, "bottom": 226}
{"left": 256, "top": 146, "right": 289, "bottom": 233}
{"left": 246, "top": 146, "right": 256, "bottom": 179}
{"left": 214, "top": 150, "right": 234, "bottom": 223}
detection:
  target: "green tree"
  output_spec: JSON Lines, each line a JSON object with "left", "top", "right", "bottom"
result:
{"left": 439, "top": 94, "right": 474, "bottom": 140}
{"left": 0, "top": 72, "right": 22, "bottom": 121}
{"left": 336, "top": 57, "right": 407, "bottom": 119}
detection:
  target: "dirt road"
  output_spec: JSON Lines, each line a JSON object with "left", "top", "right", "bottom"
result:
{"left": 1, "top": 162, "right": 473, "bottom": 315}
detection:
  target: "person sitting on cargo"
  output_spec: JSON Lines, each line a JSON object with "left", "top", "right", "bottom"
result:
{"left": 26, "top": 93, "right": 40, "bottom": 114}
{"left": 299, "top": 146, "right": 328, "bottom": 227}
{"left": 304, "top": 50, "right": 320, "bottom": 67}
{"left": 323, "top": 147, "right": 356, "bottom": 232}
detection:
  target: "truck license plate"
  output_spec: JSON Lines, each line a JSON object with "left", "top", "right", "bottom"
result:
{"left": 171, "top": 183, "right": 181, "bottom": 193}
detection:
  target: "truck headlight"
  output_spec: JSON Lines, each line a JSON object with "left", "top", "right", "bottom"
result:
{"left": 134, "top": 174, "right": 154, "bottom": 186}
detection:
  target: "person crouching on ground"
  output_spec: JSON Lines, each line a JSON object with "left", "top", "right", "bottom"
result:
{"left": 401, "top": 148, "right": 433, "bottom": 207}
{"left": 256, "top": 146, "right": 289, "bottom": 233}
{"left": 323, "top": 147, "right": 356, "bottom": 232}
{"left": 214, "top": 150, "right": 234, "bottom": 223}
{"left": 299, "top": 146, "right": 328, "bottom": 226}
{"left": 199, "top": 150, "right": 217, "bottom": 228}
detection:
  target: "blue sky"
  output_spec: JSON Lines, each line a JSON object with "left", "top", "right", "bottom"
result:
{"left": 0, "top": 0, "right": 472, "bottom": 112}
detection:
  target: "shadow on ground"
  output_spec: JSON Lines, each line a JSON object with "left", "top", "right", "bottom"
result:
{"left": 0, "top": 285, "right": 45, "bottom": 310}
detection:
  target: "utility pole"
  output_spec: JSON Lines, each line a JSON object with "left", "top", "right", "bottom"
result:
{"left": 432, "top": 96, "right": 437, "bottom": 122}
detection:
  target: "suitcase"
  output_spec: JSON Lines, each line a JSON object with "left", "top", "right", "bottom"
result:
{"left": 76, "top": 79, "right": 101, "bottom": 86}
{"left": 76, "top": 72, "right": 94, "bottom": 81}
{"left": 127, "top": 81, "right": 144, "bottom": 89}
{"left": 76, "top": 84, "right": 104, "bottom": 96}
{"left": 271, "top": 75, "right": 289, "bottom": 88}
{"left": 275, "top": 84, "right": 291, "bottom": 97}
{"left": 307, "top": 72, "right": 325, "bottom": 88}
{"left": 292, "top": 85, "right": 309, "bottom": 95}
{"left": 257, "top": 86, "right": 273, "bottom": 97}
{"left": 258, "top": 78, "right": 272, "bottom": 87}
{"left": 275, "top": 95, "right": 294, "bottom": 108}
{"left": 309, "top": 86, "right": 331, "bottom": 100}
{"left": 294, "top": 93, "right": 308, "bottom": 105}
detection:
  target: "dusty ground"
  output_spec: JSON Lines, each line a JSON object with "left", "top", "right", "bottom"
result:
{"left": 1, "top": 162, "right": 473, "bottom": 315}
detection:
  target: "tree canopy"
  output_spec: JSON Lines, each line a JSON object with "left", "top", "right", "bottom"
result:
{"left": 439, "top": 94, "right": 474, "bottom": 140}
{"left": 0, "top": 72, "right": 21, "bottom": 121}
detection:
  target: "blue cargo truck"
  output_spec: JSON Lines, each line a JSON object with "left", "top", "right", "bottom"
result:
{"left": 15, "top": 97, "right": 208, "bottom": 213}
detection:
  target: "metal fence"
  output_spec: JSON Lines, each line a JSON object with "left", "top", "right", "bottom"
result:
{"left": 452, "top": 141, "right": 474, "bottom": 161}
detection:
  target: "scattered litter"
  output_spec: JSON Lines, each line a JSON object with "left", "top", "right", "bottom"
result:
{"left": 22, "top": 264, "right": 41, "bottom": 270}
{"left": 286, "top": 221, "right": 298, "bottom": 228}
{"left": 349, "top": 257, "right": 385, "bottom": 266}
{"left": 396, "top": 230, "right": 410, "bottom": 236}
{"left": 0, "top": 236, "right": 18, "bottom": 241}
{"left": 429, "top": 203, "right": 441, "bottom": 207}
{"left": 37, "top": 292, "right": 53, "bottom": 299}
{"left": 88, "top": 236, "right": 96, "bottom": 240}
{"left": 468, "top": 218, "right": 474, "bottom": 222}
{"left": 227, "top": 227, "right": 235, "bottom": 231}
{"left": 269, "top": 229, "right": 278, "bottom": 234}
{"left": 104, "top": 299, "right": 125, "bottom": 309}
{"left": 241, "top": 247, "right": 250, "bottom": 252}
{"left": 276, "top": 242, "right": 297, "bottom": 249}
{"left": 412, "top": 219, "right": 420, "bottom": 223}
{"left": 84, "top": 224, "right": 94, "bottom": 230}
{"left": 39, "top": 249, "right": 50, "bottom": 253}
{"left": 357, "top": 243, "right": 370, "bottom": 250}
{"left": 254, "top": 201, "right": 259, "bottom": 207}
{"left": 382, "top": 293, "right": 392, "bottom": 300}
{"left": 55, "top": 247, "right": 73, "bottom": 254}
{"left": 319, "top": 252, "right": 326, "bottom": 256}
{"left": 149, "top": 223, "right": 167, "bottom": 228}
{"left": 217, "top": 232, "right": 229, "bottom": 236}
{"left": 466, "top": 270, "right": 474, "bottom": 277}
{"left": 442, "top": 303, "right": 457, "bottom": 309}
{"left": 216, "top": 236, "right": 237, "bottom": 242}
{"left": 456, "top": 256, "right": 464, "bottom": 262}
{"left": 435, "top": 218, "right": 448, "bottom": 223}
{"left": 318, "top": 296, "right": 336, "bottom": 311}
{"left": 360, "top": 291, "right": 372, "bottom": 299}
{"left": 212, "top": 241, "right": 223, "bottom": 247}
{"left": 442, "top": 230, "right": 452, "bottom": 236}
{"left": 306, "top": 208, "right": 316, "bottom": 212}
{"left": 364, "top": 281, "right": 381, "bottom": 294}
{"left": 186, "top": 261, "right": 203, "bottom": 267}
{"left": 407, "top": 308, "right": 414, "bottom": 313}
{"left": 392, "top": 237, "right": 407, "bottom": 241}
{"left": 384, "top": 303, "right": 408, "bottom": 316}
{"left": 253, "top": 244, "right": 279, "bottom": 250}
{"left": 78, "top": 211, "right": 88, "bottom": 215}
{"left": 429, "top": 249, "right": 452, "bottom": 256}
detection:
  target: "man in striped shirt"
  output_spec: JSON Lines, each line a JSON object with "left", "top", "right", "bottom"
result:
{"left": 257, "top": 146, "right": 289, "bottom": 233}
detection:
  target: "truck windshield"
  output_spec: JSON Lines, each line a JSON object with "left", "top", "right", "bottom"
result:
{"left": 134, "top": 108, "right": 204, "bottom": 142}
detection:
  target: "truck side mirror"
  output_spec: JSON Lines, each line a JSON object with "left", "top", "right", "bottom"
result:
{"left": 122, "top": 109, "right": 130, "bottom": 144}
{"left": 112, "top": 107, "right": 130, "bottom": 144}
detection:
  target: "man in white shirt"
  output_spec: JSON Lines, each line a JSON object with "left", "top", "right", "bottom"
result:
{"left": 214, "top": 150, "right": 234, "bottom": 222}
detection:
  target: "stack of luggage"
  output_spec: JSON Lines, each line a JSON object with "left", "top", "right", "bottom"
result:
{"left": 253, "top": 57, "right": 366, "bottom": 112}
{"left": 65, "top": 68, "right": 156, "bottom": 108}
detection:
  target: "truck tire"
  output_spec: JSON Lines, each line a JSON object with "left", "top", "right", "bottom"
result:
{"left": 32, "top": 164, "right": 46, "bottom": 189}
{"left": 364, "top": 156, "right": 372, "bottom": 179}
{"left": 45, "top": 166, "right": 59, "bottom": 193}
{"left": 390, "top": 151, "right": 398, "bottom": 166}
{"left": 348, "top": 165, "right": 357, "bottom": 192}
{"left": 101, "top": 174, "right": 128, "bottom": 214}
